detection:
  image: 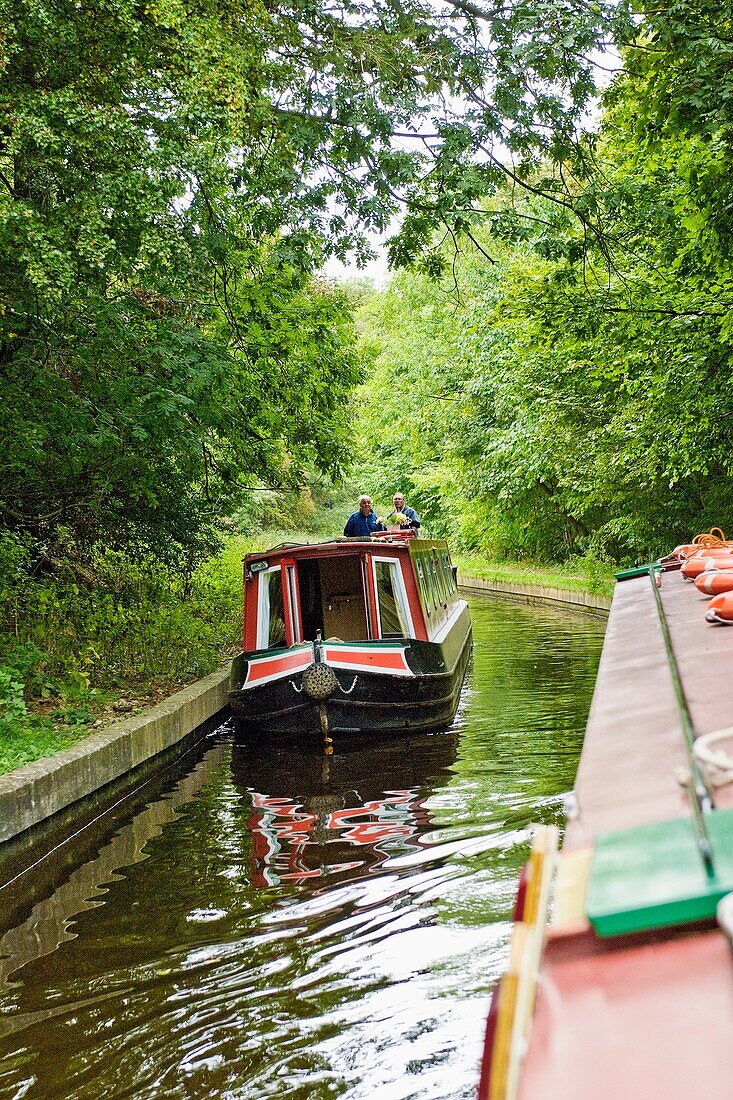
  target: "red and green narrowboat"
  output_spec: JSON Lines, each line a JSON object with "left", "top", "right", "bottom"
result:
{"left": 228, "top": 533, "right": 472, "bottom": 735}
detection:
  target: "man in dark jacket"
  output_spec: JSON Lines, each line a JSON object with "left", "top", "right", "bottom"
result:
{"left": 390, "top": 492, "right": 421, "bottom": 531}
{"left": 343, "top": 495, "right": 385, "bottom": 537}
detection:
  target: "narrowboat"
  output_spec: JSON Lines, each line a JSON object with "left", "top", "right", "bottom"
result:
{"left": 228, "top": 533, "right": 472, "bottom": 736}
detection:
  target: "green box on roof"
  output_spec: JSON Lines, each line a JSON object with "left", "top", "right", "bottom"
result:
{"left": 586, "top": 807, "right": 733, "bottom": 937}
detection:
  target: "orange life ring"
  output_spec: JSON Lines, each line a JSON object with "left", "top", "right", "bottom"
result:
{"left": 702, "top": 557, "right": 733, "bottom": 572}
{"left": 681, "top": 553, "right": 733, "bottom": 579}
{"left": 695, "top": 572, "right": 733, "bottom": 596}
{"left": 706, "top": 591, "right": 733, "bottom": 624}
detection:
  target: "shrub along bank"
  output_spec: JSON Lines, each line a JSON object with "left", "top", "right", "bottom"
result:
{"left": 0, "top": 534, "right": 248, "bottom": 774}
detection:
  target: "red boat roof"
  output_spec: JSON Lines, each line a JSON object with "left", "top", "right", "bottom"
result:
{"left": 514, "top": 571, "right": 733, "bottom": 1099}
{"left": 243, "top": 535, "right": 441, "bottom": 566}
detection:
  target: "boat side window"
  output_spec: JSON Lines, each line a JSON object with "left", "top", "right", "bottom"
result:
{"left": 431, "top": 550, "right": 445, "bottom": 605}
{"left": 284, "top": 563, "right": 302, "bottom": 644}
{"left": 425, "top": 551, "right": 439, "bottom": 610}
{"left": 441, "top": 552, "right": 455, "bottom": 599}
{"left": 415, "top": 555, "right": 429, "bottom": 616}
{"left": 374, "top": 558, "right": 413, "bottom": 638}
{"left": 257, "top": 567, "right": 287, "bottom": 649}
{"left": 437, "top": 553, "right": 448, "bottom": 601}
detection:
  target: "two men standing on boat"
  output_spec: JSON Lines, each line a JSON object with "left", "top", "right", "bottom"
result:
{"left": 343, "top": 493, "right": 421, "bottom": 537}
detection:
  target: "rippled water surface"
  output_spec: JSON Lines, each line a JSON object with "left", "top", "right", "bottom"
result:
{"left": 0, "top": 595, "right": 605, "bottom": 1100}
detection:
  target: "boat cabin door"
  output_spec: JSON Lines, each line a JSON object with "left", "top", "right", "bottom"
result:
{"left": 319, "top": 556, "right": 370, "bottom": 641}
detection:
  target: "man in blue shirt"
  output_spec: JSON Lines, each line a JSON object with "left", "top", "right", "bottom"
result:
{"left": 390, "top": 492, "right": 421, "bottom": 531}
{"left": 343, "top": 495, "right": 385, "bottom": 537}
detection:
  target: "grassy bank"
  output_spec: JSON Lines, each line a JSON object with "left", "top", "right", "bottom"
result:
{"left": 0, "top": 527, "right": 613, "bottom": 776}
{"left": 0, "top": 536, "right": 251, "bottom": 775}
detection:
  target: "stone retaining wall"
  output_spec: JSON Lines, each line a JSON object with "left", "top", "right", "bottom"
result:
{"left": 458, "top": 574, "right": 611, "bottom": 615}
{"left": 0, "top": 664, "right": 232, "bottom": 846}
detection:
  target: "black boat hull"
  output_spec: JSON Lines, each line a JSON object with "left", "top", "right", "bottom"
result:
{"left": 229, "top": 605, "right": 472, "bottom": 736}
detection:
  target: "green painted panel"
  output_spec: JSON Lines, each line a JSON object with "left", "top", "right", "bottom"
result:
{"left": 586, "top": 808, "right": 733, "bottom": 936}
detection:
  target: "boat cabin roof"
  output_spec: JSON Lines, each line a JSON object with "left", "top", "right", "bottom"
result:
{"left": 243, "top": 534, "right": 439, "bottom": 569}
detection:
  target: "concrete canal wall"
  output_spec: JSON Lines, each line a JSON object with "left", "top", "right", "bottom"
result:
{"left": 0, "top": 665, "right": 232, "bottom": 847}
{"left": 0, "top": 577, "right": 608, "bottom": 849}
{"left": 457, "top": 574, "right": 611, "bottom": 615}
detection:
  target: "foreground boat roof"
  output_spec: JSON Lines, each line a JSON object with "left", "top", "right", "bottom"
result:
{"left": 516, "top": 569, "right": 733, "bottom": 1098}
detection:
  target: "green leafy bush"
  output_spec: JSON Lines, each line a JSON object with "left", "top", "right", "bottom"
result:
{"left": 0, "top": 536, "right": 247, "bottom": 774}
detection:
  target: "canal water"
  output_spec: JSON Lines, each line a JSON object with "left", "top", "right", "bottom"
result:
{"left": 0, "top": 595, "right": 605, "bottom": 1100}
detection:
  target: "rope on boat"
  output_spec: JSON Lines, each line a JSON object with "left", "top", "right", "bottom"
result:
{"left": 690, "top": 527, "right": 728, "bottom": 549}
{"left": 648, "top": 566, "right": 716, "bottom": 878}
{"left": 693, "top": 727, "right": 733, "bottom": 787}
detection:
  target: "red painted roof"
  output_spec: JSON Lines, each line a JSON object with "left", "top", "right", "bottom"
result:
{"left": 518, "top": 571, "right": 733, "bottom": 1098}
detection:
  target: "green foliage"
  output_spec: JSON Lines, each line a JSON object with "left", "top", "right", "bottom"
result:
{"left": 3, "top": 0, "right": 714, "bottom": 574}
{"left": 354, "top": 68, "right": 733, "bottom": 565}
{"left": 233, "top": 477, "right": 357, "bottom": 540}
{"left": 0, "top": 668, "right": 28, "bottom": 724}
{"left": 0, "top": 536, "right": 246, "bottom": 773}
{"left": 0, "top": 0, "right": 641, "bottom": 566}
{"left": 1, "top": 0, "right": 379, "bottom": 567}
{"left": 5, "top": 0, "right": 733, "bottom": 762}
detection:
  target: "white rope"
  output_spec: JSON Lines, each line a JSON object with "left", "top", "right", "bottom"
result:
{"left": 693, "top": 726, "right": 733, "bottom": 787}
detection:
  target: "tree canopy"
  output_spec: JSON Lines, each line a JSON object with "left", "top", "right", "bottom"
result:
{"left": 2, "top": 0, "right": 733, "bottom": 566}
{"left": 1, "top": 0, "right": 624, "bottom": 561}
{"left": 353, "top": 4, "right": 733, "bottom": 562}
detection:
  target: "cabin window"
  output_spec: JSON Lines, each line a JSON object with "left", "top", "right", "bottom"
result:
{"left": 445, "top": 552, "right": 457, "bottom": 594}
{"left": 257, "top": 567, "right": 287, "bottom": 649}
{"left": 425, "top": 552, "right": 439, "bottom": 610}
{"left": 430, "top": 552, "right": 443, "bottom": 607}
{"left": 435, "top": 552, "right": 448, "bottom": 602}
{"left": 414, "top": 555, "right": 429, "bottom": 616}
{"left": 374, "top": 559, "right": 412, "bottom": 637}
{"left": 284, "top": 563, "right": 302, "bottom": 643}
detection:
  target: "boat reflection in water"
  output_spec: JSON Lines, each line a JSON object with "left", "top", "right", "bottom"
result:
{"left": 230, "top": 729, "right": 459, "bottom": 889}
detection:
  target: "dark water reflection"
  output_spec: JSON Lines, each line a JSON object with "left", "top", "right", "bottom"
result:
{"left": 0, "top": 595, "right": 605, "bottom": 1100}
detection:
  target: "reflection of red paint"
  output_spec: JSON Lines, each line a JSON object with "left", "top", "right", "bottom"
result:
{"left": 339, "top": 822, "right": 415, "bottom": 845}
{"left": 328, "top": 794, "right": 420, "bottom": 847}
{"left": 248, "top": 794, "right": 317, "bottom": 886}
{"left": 278, "top": 862, "right": 363, "bottom": 882}
{"left": 246, "top": 788, "right": 430, "bottom": 888}
{"left": 327, "top": 792, "right": 412, "bottom": 823}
